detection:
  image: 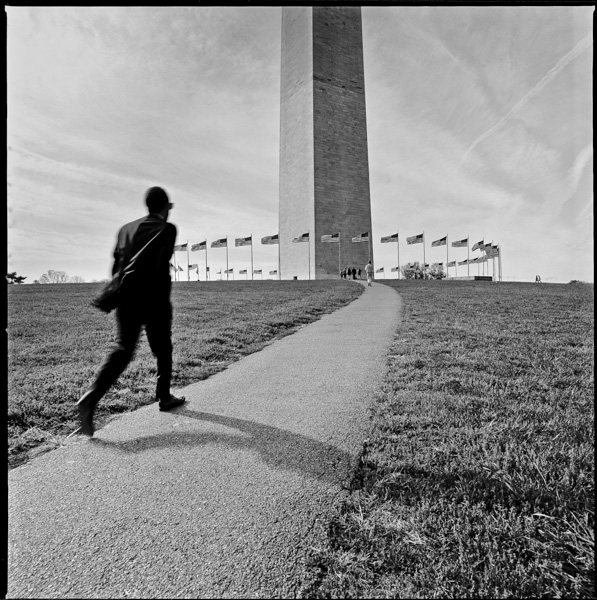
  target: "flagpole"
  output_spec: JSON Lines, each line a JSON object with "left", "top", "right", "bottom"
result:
{"left": 467, "top": 235, "right": 470, "bottom": 279}
{"left": 308, "top": 231, "right": 311, "bottom": 280}
{"left": 423, "top": 231, "right": 426, "bottom": 278}
{"left": 205, "top": 240, "right": 208, "bottom": 281}
{"left": 338, "top": 232, "right": 341, "bottom": 278}
{"left": 499, "top": 245, "right": 502, "bottom": 281}
{"left": 397, "top": 231, "right": 400, "bottom": 280}
{"left": 186, "top": 240, "right": 190, "bottom": 282}
{"left": 251, "top": 234, "right": 254, "bottom": 281}
{"left": 446, "top": 233, "right": 449, "bottom": 279}
{"left": 226, "top": 238, "right": 229, "bottom": 281}
{"left": 278, "top": 234, "right": 281, "bottom": 280}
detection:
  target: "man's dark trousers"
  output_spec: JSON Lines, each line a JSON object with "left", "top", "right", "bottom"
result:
{"left": 89, "top": 296, "right": 173, "bottom": 402}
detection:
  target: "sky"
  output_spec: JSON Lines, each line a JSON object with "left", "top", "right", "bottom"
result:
{"left": 7, "top": 6, "right": 593, "bottom": 283}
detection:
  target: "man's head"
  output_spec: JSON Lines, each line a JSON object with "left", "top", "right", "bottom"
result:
{"left": 145, "top": 186, "right": 173, "bottom": 216}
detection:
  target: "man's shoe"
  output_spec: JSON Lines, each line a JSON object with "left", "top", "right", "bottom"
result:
{"left": 158, "top": 394, "right": 186, "bottom": 411}
{"left": 76, "top": 391, "right": 97, "bottom": 437}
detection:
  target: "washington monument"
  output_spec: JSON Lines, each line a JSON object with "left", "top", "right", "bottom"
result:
{"left": 278, "top": 6, "right": 373, "bottom": 280}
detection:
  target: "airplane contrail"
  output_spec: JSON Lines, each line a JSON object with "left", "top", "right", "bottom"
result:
{"left": 460, "top": 33, "right": 593, "bottom": 168}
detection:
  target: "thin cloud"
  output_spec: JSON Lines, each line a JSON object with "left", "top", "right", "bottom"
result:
{"left": 460, "top": 33, "right": 593, "bottom": 168}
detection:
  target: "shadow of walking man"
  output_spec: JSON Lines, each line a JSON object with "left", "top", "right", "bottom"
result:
{"left": 91, "top": 408, "right": 359, "bottom": 489}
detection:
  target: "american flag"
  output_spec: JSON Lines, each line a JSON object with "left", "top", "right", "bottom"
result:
{"left": 351, "top": 232, "right": 369, "bottom": 243}
{"left": 261, "top": 234, "right": 279, "bottom": 245}
{"left": 292, "top": 233, "right": 309, "bottom": 243}
{"left": 321, "top": 233, "right": 340, "bottom": 243}
{"left": 406, "top": 233, "right": 423, "bottom": 245}
{"left": 235, "top": 236, "right": 252, "bottom": 247}
{"left": 381, "top": 233, "right": 398, "bottom": 243}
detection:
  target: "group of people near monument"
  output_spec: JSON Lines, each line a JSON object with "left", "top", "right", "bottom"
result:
{"left": 341, "top": 266, "right": 361, "bottom": 280}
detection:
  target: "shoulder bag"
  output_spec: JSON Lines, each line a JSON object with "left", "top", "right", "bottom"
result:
{"left": 92, "top": 228, "right": 165, "bottom": 313}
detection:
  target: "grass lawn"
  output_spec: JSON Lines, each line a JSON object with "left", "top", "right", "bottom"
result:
{"left": 7, "top": 278, "right": 594, "bottom": 597}
{"left": 302, "top": 280, "right": 594, "bottom": 599}
{"left": 7, "top": 279, "right": 363, "bottom": 468}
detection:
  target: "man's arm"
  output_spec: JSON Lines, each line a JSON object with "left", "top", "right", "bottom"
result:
{"left": 163, "top": 223, "right": 177, "bottom": 258}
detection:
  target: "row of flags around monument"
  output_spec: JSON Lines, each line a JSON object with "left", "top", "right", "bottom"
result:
{"left": 378, "top": 231, "right": 501, "bottom": 278}
{"left": 170, "top": 234, "right": 281, "bottom": 280}
{"left": 168, "top": 232, "right": 373, "bottom": 280}
{"left": 169, "top": 230, "right": 501, "bottom": 280}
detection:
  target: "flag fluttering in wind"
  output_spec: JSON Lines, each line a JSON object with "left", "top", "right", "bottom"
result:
{"left": 261, "top": 234, "right": 279, "bottom": 245}
{"left": 235, "top": 236, "right": 252, "bottom": 247}
{"left": 376, "top": 267, "right": 384, "bottom": 273}
{"left": 447, "top": 260, "right": 456, "bottom": 267}
{"left": 169, "top": 262, "right": 175, "bottom": 270}
{"left": 211, "top": 238, "right": 227, "bottom": 249}
{"left": 472, "top": 239, "right": 484, "bottom": 251}
{"left": 269, "top": 270, "right": 278, "bottom": 275}
{"left": 173, "top": 243, "right": 187, "bottom": 251}
{"left": 486, "top": 246, "right": 500, "bottom": 258}
{"left": 431, "top": 236, "right": 447, "bottom": 247}
{"left": 458, "top": 259, "right": 469, "bottom": 265}
{"left": 391, "top": 266, "right": 400, "bottom": 272}
{"left": 351, "top": 232, "right": 369, "bottom": 242}
{"left": 188, "top": 264, "right": 198, "bottom": 270}
{"left": 191, "top": 241, "right": 206, "bottom": 251}
{"left": 177, "top": 265, "right": 184, "bottom": 271}
{"left": 225, "top": 268, "right": 234, "bottom": 273}
{"left": 381, "top": 233, "right": 399, "bottom": 243}
{"left": 253, "top": 269, "right": 262, "bottom": 274}
{"left": 451, "top": 238, "right": 468, "bottom": 248}
{"left": 239, "top": 269, "right": 247, "bottom": 275}
{"left": 292, "top": 233, "right": 309, "bottom": 243}
{"left": 321, "top": 233, "right": 340, "bottom": 243}
{"left": 483, "top": 242, "right": 493, "bottom": 252}
{"left": 406, "top": 233, "right": 424, "bottom": 245}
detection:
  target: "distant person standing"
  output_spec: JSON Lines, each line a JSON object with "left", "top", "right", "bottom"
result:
{"left": 351, "top": 267, "right": 357, "bottom": 280}
{"left": 77, "top": 186, "right": 186, "bottom": 436}
{"left": 357, "top": 268, "right": 362, "bottom": 280}
{"left": 365, "top": 260, "right": 374, "bottom": 286}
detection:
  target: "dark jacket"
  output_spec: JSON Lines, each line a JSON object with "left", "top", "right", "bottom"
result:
{"left": 112, "top": 213, "right": 177, "bottom": 301}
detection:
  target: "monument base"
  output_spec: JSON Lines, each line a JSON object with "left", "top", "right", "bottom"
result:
{"left": 447, "top": 276, "right": 494, "bottom": 281}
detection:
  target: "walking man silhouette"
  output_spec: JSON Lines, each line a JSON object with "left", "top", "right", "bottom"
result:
{"left": 77, "top": 186, "right": 186, "bottom": 436}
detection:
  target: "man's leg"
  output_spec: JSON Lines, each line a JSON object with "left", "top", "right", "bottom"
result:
{"left": 145, "top": 302, "right": 184, "bottom": 410}
{"left": 77, "top": 305, "right": 141, "bottom": 435}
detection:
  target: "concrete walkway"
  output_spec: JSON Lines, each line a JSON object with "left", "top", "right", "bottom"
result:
{"left": 8, "top": 282, "right": 402, "bottom": 599}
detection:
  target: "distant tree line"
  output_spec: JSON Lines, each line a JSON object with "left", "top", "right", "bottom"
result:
{"left": 6, "top": 272, "right": 26, "bottom": 284}
{"left": 33, "top": 270, "right": 86, "bottom": 284}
